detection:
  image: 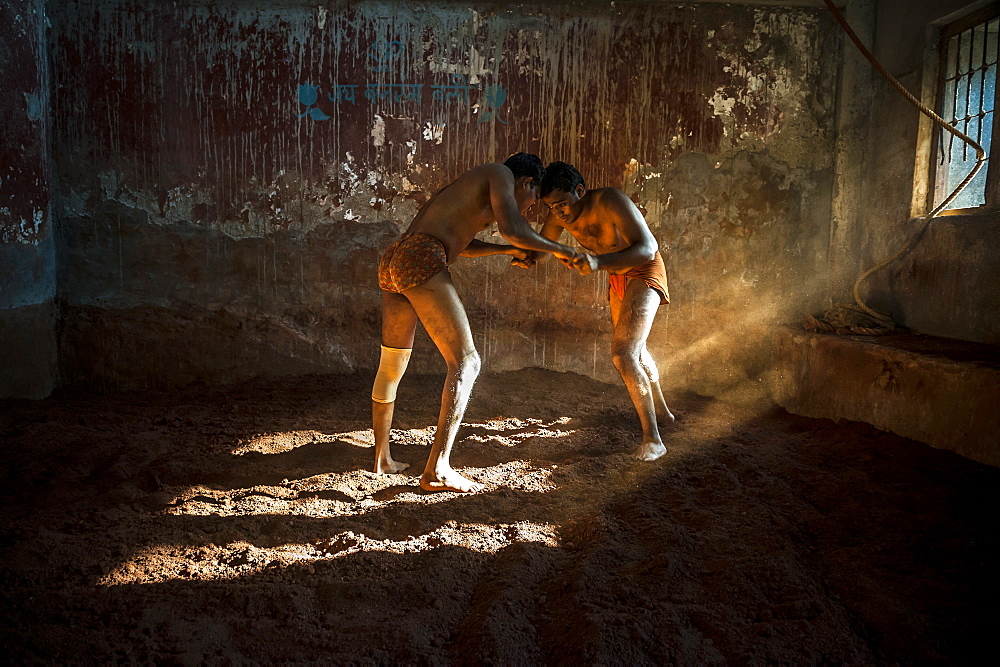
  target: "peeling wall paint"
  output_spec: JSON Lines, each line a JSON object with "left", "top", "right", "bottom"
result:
{"left": 50, "top": 0, "right": 839, "bottom": 393}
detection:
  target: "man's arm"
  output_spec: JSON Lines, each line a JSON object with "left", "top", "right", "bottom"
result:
{"left": 575, "top": 189, "right": 657, "bottom": 275}
{"left": 512, "top": 216, "right": 565, "bottom": 268}
{"left": 487, "top": 166, "right": 577, "bottom": 260}
{"left": 459, "top": 237, "right": 530, "bottom": 259}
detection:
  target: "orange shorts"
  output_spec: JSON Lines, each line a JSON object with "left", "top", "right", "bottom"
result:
{"left": 378, "top": 233, "right": 449, "bottom": 293}
{"left": 608, "top": 252, "right": 669, "bottom": 305}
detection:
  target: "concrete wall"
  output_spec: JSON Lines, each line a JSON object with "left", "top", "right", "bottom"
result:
{"left": 849, "top": 0, "right": 1000, "bottom": 344}
{"left": 0, "top": 0, "right": 58, "bottom": 400}
{"left": 49, "top": 0, "right": 839, "bottom": 395}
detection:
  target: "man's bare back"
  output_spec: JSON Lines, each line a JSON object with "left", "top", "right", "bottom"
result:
{"left": 406, "top": 163, "right": 575, "bottom": 265}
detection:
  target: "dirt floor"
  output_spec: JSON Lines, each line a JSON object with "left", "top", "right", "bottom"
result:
{"left": 1, "top": 367, "right": 998, "bottom": 665}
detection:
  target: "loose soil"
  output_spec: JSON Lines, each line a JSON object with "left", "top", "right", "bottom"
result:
{"left": 1, "top": 368, "right": 997, "bottom": 664}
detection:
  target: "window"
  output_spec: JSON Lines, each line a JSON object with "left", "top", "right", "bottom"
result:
{"left": 933, "top": 6, "right": 1000, "bottom": 210}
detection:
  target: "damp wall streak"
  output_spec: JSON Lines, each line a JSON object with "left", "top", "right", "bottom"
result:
{"left": 0, "top": 0, "right": 58, "bottom": 399}
{"left": 50, "top": 0, "right": 838, "bottom": 393}
{"left": 0, "top": 0, "right": 50, "bottom": 249}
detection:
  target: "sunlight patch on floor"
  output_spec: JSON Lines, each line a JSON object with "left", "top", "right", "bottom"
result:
{"left": 100, "top": 520, "right": 560, "bottom": 586}
{"left": 230, "top": 417, "right": 577, "bottom": 457}
{"left": 464, "top": 416, "right": 576, "bottom": 447}
{"left": 231, "top": 430, "right": 344, "bottom": 456}
{"left": 114, "top": 415, "right": 578, "bottom": 586}
{"left": 316, "top": 520, "right": 561, "bottom": 557}
{"left": 167, "top": 461, "right": 557, "bottom": 520}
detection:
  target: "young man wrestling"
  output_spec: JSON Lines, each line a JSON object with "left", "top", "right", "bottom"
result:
{"left": 518, "top": 161, "right": 674, "bottom": 461}
{"left": 372, "top": 153, "right": 581, "bottom": 492}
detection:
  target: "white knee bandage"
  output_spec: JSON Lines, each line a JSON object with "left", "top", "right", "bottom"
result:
{"left": 372, "top": 345, "right": 412, "bottom": 403}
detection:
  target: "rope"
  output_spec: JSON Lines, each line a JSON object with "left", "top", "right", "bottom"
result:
{"left": 804, "top": 0, "right": 987, "bottom": 336}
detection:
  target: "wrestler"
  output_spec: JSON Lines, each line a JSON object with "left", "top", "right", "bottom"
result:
{"left": 372, "top": 153, "right": 581, "bottom": 492}
{"left": 518, "top": 161, "right": 674, "bottom": 461}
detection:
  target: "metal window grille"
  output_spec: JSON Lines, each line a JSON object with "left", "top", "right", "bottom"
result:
{"left": 936, "top": 12, "right": 999, "bottom": 209}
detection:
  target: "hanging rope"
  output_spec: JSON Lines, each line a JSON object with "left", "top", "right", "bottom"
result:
{"left": 804, "top": 0, "right": 987, "bottom": 336}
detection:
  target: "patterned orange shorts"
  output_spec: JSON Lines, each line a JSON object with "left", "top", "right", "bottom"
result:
{"left": 378, "top": 233, "right": 449, "bottom": 293}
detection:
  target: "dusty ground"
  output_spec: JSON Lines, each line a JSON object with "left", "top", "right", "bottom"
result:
{"left": 1, "top": 367, "right": 997, "bottom": 665}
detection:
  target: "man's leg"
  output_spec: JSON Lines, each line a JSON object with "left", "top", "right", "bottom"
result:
{"left": 610, "top": 280, "right": 667, "bottom": 461}
{"left": 372, "top": 290, "right": 418, "bottom": 474}
{"left": 639, "top": 346, "right": 675, "bottom": 426}
{"left": 402, "top": 271, "right": 483, "bottom": 492}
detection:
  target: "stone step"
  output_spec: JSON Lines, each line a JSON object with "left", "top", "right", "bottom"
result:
{"left": 770, "top": 327, "right": 1000, "bottom": 468}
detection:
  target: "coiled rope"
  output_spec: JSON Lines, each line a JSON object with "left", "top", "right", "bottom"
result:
{"left": 804, "top": 0, "right": 987, "bottom": 336}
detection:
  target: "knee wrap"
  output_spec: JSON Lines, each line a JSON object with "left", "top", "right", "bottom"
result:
{"left": 372, "top": 345, "right": 411, "bottom": 403}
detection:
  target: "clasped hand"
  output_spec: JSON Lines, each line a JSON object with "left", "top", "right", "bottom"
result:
{"left": 510, "top": 249, "right": 598, "bottom": 275}
{"left": 510, "top": 247, "right": 535, "bottom": 269}
{"left": 560, "top": 251, "right": 598, "bottom": 275}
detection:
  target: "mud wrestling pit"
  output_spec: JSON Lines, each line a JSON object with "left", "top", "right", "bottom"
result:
{"left": 1, "top": 367, "right": 997, "bottom": 664}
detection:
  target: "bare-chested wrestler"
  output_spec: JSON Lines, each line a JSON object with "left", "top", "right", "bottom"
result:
{"left": 372, "top": 153, "right": 581, "bottom": 492}
{"left": 517, "top": 161, "right": 674, "bottom": 461}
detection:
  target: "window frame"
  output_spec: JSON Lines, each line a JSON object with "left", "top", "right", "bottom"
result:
{"left": 919, "top": 2, "right": 1000, "bottom": 216}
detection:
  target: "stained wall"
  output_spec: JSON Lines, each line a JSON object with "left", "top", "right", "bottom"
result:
{"left": 0, "top": 0, "right": 57, "bottom": 400}
{"left": 48, "top": 0, "right": 839, "bottom": 396}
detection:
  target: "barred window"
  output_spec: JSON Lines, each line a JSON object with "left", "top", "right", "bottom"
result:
{"left": 935, "top": 8, "right": 1000, "bottom": 210}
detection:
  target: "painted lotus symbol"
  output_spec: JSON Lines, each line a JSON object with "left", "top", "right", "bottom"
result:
{"left": 298, "top": 84, "right": 330, "bottom": 120}
{"left": 479, "top": 85, "right": 509, "bottom": 124}
{"left": 299, "top": 84, "right": 319, "bottom": 106}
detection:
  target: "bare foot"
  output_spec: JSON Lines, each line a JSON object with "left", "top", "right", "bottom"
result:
{"left": 420, "top": 469, "right": 483, "bottom": 493}
{"left": 633, "top": 441, "right": 666, "bottom": 461}
{"left": 374, "top": 458, "right": 409, "bottom": 474}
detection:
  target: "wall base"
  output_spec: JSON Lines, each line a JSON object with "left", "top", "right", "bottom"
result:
{"left": 0, "top": 302, "right": 57, "bottom": 399}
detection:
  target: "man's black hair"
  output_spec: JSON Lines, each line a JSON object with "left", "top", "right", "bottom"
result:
{"left": 540, "top": 161, "right": 585, "bottom": 197}
{"left": 503, "top": 152, "right": 545, "bottom": 186}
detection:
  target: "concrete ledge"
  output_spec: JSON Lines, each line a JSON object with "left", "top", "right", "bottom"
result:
{"left": 770, "top": 327, "right": 1000, "bottom": 468}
